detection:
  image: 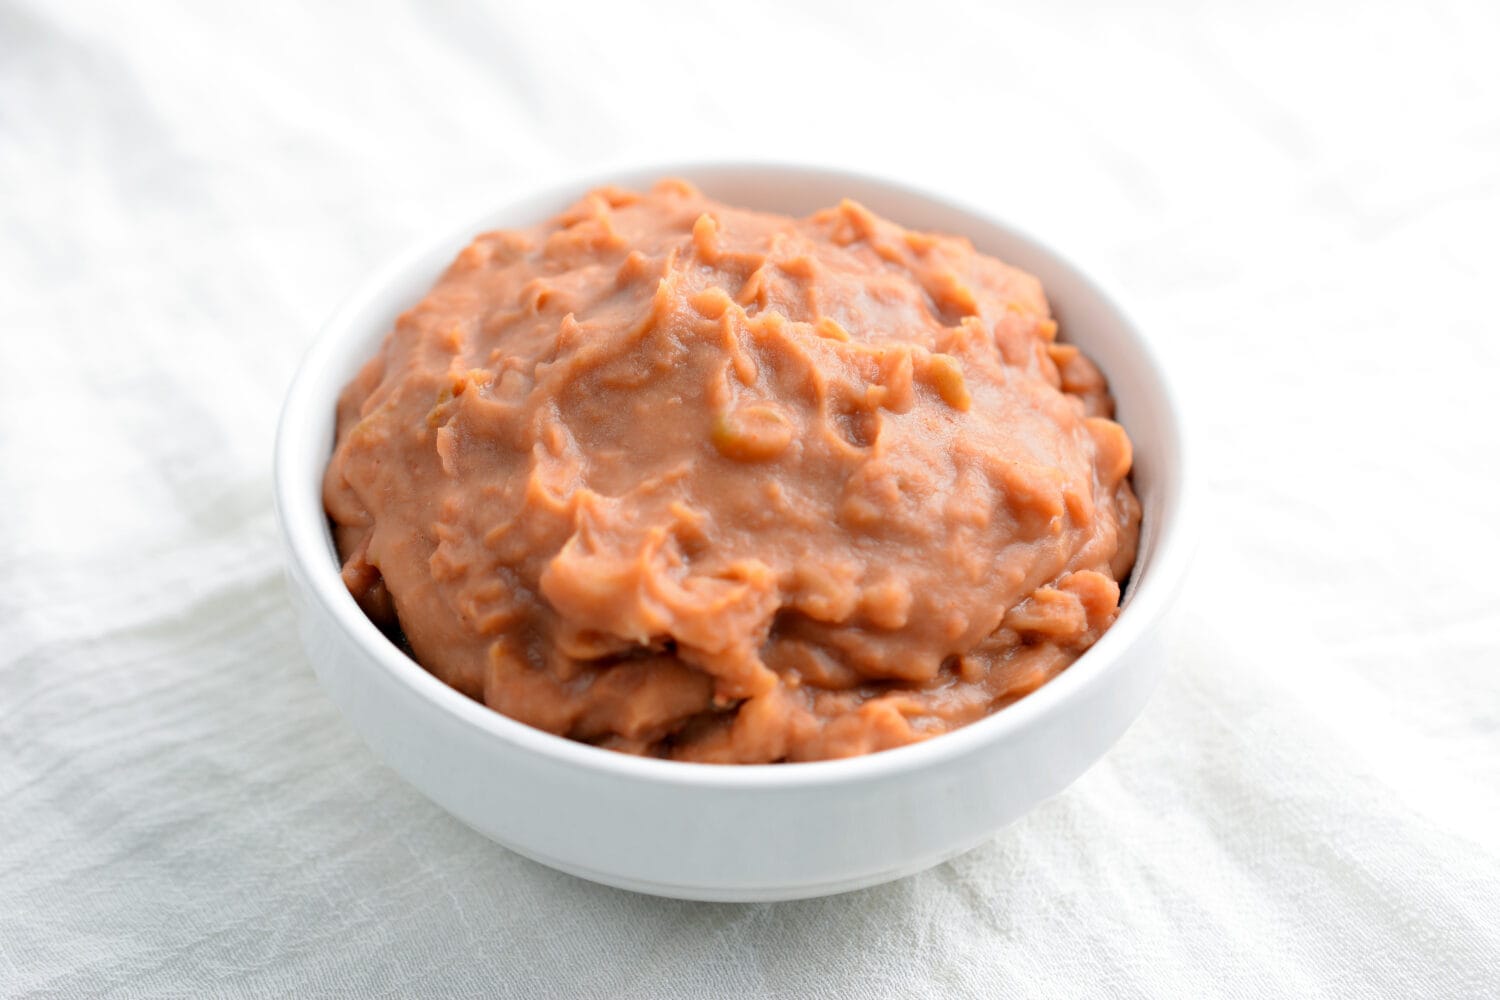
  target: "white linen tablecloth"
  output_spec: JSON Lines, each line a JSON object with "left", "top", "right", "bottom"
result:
{"left": 3, "top": 1, "right": 1497, "bottom": 996}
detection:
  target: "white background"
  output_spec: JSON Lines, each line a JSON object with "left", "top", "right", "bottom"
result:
{"left": 3, "top": 1, "right": 1498, "bottom": 996}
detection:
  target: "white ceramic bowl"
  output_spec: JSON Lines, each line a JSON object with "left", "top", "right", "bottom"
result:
{"left": 274, "top": 162, "right": 1193, "bottom": 902}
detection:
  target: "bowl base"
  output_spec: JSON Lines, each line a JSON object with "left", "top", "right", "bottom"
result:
{"left": 487, "top": 828, "right": 996, "bottom": 903}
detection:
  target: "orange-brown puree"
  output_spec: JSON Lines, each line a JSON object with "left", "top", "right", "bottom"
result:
{"left": 324, "top": 181, "right": 1140, "bottom": 763}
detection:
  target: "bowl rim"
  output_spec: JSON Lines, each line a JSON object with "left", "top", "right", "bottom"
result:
{"left": 273, "top": 159, "right": 1195, "bottom": 790}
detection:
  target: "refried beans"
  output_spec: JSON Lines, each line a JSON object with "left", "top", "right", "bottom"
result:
{"left": 323, "top": 180, "right": 1140, "bottom": 763}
